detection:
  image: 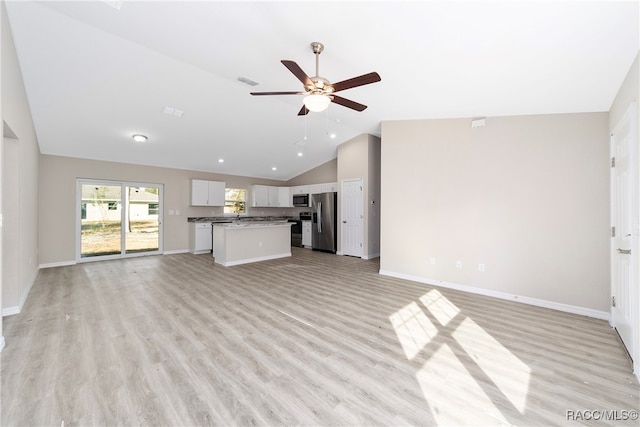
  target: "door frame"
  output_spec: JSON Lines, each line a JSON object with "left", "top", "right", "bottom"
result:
{"left": 610, "top": 102, "right": 639, "bottom": 378}
{"left": 76, "top": 179, "right": 164, "bottom": 262}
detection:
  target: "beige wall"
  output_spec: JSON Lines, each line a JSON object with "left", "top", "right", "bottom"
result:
{"left": 39, "top": 155, "right": 299, "bottom": 265}
{"left": 380, "top": 112, "right": 610, "bottom": 312}
{"left": 2, "top": 2, "right": 40, "bottom": 315}
{"left": 608, "top": 51, "right": 639, "bottom": 375}
{"left": 286, "top": 158, "right": 337, "bottom": 187}
{"left": 337, "top": 134, "right": 381, "bottom": 258}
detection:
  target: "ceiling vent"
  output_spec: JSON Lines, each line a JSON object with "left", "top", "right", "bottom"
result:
{"left": 163, "top": 106, "right": 184, "bottom": 118}
{"left": 237, "top": 76, "right": 259, "bottom": 87}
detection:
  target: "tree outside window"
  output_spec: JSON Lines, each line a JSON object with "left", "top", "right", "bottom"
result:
{"left": 224, "top": 188, "right": 246, "bottom": 214}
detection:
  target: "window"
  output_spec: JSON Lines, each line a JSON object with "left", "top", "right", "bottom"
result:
{"left": 224, "top": 188, "right": 247, "bottom": 215}
{"left": 108, "top": 201, "right": 118, "bottom": 210}
{"left": 81, "top": 202, "right": 87, "bottom": 220}
{"left": 148, "top": 203, "right": 159, "bottom": 216}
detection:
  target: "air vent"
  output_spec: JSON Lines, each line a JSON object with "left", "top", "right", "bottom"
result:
{"left": 237, "top": 76, "right": 259, "bottom": 87}
{"left": 163, "top": 106, "right": 184, "bottom": 118}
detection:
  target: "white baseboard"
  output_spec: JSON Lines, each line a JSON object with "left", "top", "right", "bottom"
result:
{"left": 216, "top": 252, "right": 291, "bottom": 267}
{"left": 2, "top": 266, "right": 40, "bottom": 318}
{"left": 2, "top": 306, "right": 20, "bottom": 317}
{"left": 39, "top": 260, "right": 75, "bottom": 269}
{"left": 187, "top": 250, "right": 211, "bottom": 255}
{"left": 164, "top": 249, "right": 189, "bottom": 255}
{"left": 379, "top": 269, "right": 610, "bottom": 321}
{"left": 363, "top": 252, "right": 380, "bottom": 260}
{"left": 0, "top": 336, "right": 4, "bottom": 352}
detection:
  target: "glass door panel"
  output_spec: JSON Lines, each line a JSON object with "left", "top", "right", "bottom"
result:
{"left": 79, "top": 180, "right": 163, "bottom": 261}
{"left": 125, "top": 185, "right": 160, "bottom": 254}
{"left": 80, "top": 184, "right": 122, "bottom": 258}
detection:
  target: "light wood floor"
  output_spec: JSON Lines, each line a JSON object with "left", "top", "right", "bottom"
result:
{"left": 1, "top": 249, "right": 638, "bottom": 426}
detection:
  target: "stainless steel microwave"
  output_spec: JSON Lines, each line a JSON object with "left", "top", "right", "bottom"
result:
{"left": 292, "top": 194, "right": 309, "bottom": 207}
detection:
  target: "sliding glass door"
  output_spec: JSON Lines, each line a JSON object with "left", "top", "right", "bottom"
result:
{"left": 78, "top": 180, "right": 163, "bottom": 260}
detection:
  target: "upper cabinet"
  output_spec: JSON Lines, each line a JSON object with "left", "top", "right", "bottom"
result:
{"left": 291, "top": 185, "right": 310, "bottom": 195}
{"left": 252, "top": 185, "right": 293, "bottom": 208}
{"left": 252, "top": 185, "right": 270, "bottom": 207}
{"left": 308, "top": 182, "right": 337, "bottom": 194}
{"left": 321, "top": 182, "right": 338, "bottom": 192}
{"left": 191, "top": 179, "right": 225, "bottom": 206}
{"left": 278, "top": 187, "right": 292, "bottom": 208}
{"left": 251, "top": 182, "right": 337, "bottom": 208}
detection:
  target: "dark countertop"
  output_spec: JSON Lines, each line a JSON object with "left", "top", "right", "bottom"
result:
{"left": 188, "top": 216, "right": 297, "bottom": 223}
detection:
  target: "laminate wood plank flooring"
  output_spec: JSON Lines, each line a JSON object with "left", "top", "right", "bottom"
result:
{"left": 1, "top": 249, "right": 638, "bottom": 426}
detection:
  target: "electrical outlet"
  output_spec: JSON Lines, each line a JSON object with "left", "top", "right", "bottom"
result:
{"left": 456, "top": 260, "right": 462, "bottom": 269}
{"left": 478, "top": 263, "right": 485, "bottom": 272}
{"left": 430, "top": 257, "right": 436, "bottom": 265}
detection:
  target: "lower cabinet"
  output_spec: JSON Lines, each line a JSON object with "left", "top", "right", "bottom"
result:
{"left": 302, "top": 221, "right": 312, "bottom": 247}
{"left": 189, "top": 222, "right": 213, "bottom": 254}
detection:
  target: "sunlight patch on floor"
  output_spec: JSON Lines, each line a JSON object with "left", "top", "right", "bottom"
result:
{"left": 416, "top": 343, "right": 509, "bottom": 426}
{"left": 452, "top": 317, "right": 531, "bottom": 413}
{"left": 420, "top": 289, "right": 460, "bottom": 326}
{"left": 389, "top": 301, "right": 438, "bottom": 360}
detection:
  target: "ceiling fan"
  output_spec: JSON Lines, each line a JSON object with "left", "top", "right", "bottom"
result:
{"left": 250, "top": 42, "right": 381, "bottom": 116}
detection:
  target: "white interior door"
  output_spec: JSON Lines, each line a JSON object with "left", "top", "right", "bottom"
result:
{"left": 341, "top": 179, "right": 363, "bottom": 257}
{"left": 610, "top": 103, "right": 637, "bottom": 368}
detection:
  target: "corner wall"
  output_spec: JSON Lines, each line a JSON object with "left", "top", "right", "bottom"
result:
{"left": 337, "top": 133, "right": 381, "bottom": 258}
{"left": 1, "top": 2, "right": 40, "bottom": 318}
{"left": 380, "top": 112, "right": 610, "bottom": 315}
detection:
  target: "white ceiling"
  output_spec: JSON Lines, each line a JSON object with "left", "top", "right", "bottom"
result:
{"left": 5, "top": 1, "right": 639, "bottom": 181}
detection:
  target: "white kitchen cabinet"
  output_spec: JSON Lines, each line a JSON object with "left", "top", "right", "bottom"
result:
{"left": 278, "top": 187, "right": 292, "bottom": 207}
{"left": 252, "top": 185, "right": 292, "bottom": 207}
{"left": 189, "top": 222, "right": 213, "bottom": 254}
{"left": 292, "top": 185, "right": 310, "bottom": 195}
{"left": 268, "top": 186, "right": 279, "bottom": 207}
{"left": 302, "top": 221, "right": 312, "bottom": 247}
{"left": 191, "top": 179, "right": 225, "bottom": 206}
{"left": 308, "top": 184, "right": 323, "bottom": 195}
{"left": 321, "top": 182, "right": 338, "bottom": 192}
{"left": 251, "top": 185, "right": 270, "bottom": 207}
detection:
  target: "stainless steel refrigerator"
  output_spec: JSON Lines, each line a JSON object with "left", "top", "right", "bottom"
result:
{"left": 311, "top": 192, "right": 337, "bottom": 253}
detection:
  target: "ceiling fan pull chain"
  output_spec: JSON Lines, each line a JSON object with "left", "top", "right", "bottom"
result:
{"left": 304, "top": 108, "right": 308, "bottom": 140}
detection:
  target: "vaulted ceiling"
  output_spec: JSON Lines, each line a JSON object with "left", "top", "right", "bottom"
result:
{"left": 5, "top": 1, "right": 639, "bottom": 180}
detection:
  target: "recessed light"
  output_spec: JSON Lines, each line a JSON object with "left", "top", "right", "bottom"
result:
{"left": 297, "top": 152, "right": 303, "bottom": 157}
{"left": 132, "top": 134, "right": 148, "bottom": 143}
{"left": 329, "top": 133, "right": 336, "bottom": 139}
{"left": 272, "top": 167, "right": 277, "bottom": 171}
{"left": 218, "top": 159, "right": 224, "bottom": 163}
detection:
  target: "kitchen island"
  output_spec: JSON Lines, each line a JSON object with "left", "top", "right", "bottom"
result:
{"left": 212, "top": 221, "right": 293, "bottom": 267}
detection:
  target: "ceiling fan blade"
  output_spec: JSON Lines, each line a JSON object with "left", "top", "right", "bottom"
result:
{"left": 250, "top": 91, "right": 303, "bottom": 96}
{"left": 331, "top": 72, "right": 381, "bottom": 93}
{"left": 331, "top": 95, "right": 367, "bottom": 112}
{"left": 297, "top": 105, "right": 309, "bottom": 116}
{"left": 281, "top": 60, "right": 313, "bottom": 87}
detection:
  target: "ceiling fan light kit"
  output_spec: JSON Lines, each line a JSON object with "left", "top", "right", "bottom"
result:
{"left": 250, "top": 42, "right": 381, "bottom": 116}
{"left": 303, "top": 93, "right": 331, "bottom": 112}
